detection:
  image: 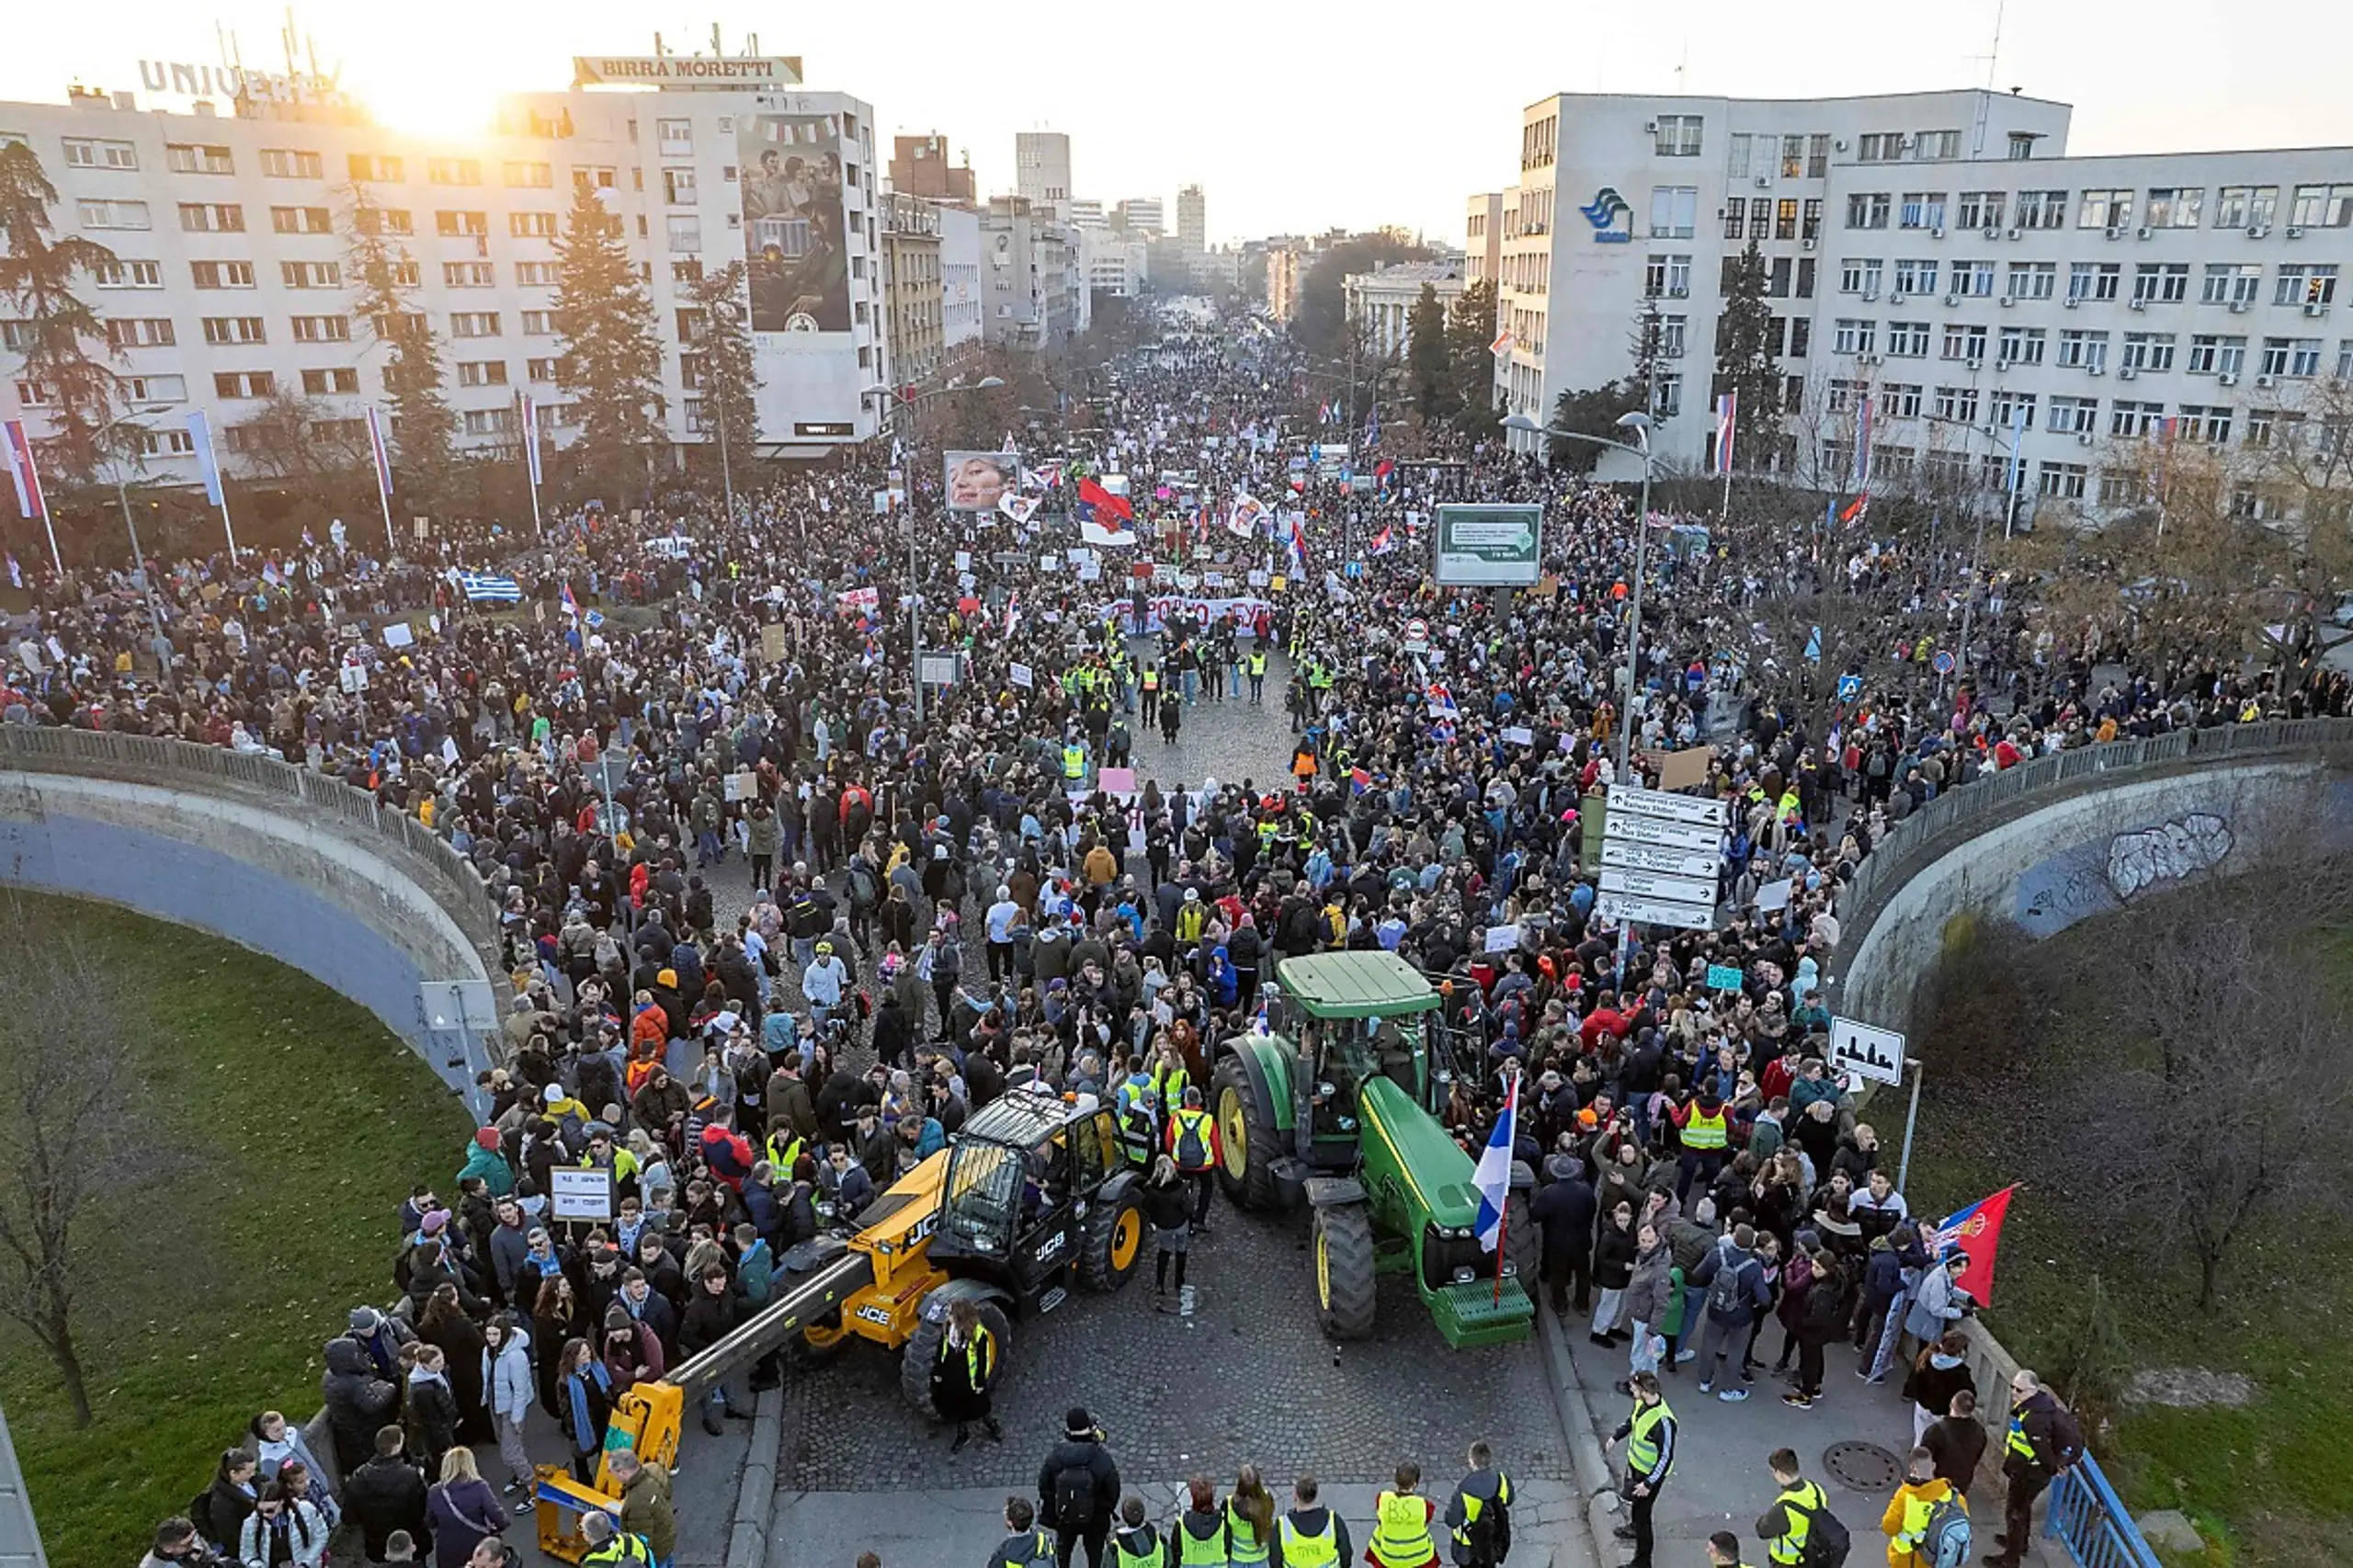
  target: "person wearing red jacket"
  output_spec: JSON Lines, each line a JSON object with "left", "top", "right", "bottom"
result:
{"left": 698, "top": 1107, "right": 755, "bottom": 1192}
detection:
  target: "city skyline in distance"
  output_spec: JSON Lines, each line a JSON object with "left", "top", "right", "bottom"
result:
{"left": 6, "top": 0, "right": 2353, "bottom": 246}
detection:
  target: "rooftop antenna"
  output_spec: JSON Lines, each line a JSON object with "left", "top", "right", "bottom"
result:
{"left": 1965, "top": 0, "right": 2006, "bottom": 90}
{"left": 1673, "top": 40, "right": 1689, "bottom": 96}
{"left": 710, "top": 22, "right": 723, "bottom": 56}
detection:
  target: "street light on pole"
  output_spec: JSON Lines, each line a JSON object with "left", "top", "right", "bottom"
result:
{"left": 889, "top": 375, "right": 1005, "bottom": 730}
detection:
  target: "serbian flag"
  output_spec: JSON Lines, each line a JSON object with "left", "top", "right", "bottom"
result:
{"left": 1349, "top": 766, "right": 1372, "bottom": 794}
{"left": 1923, "top": 1185, "right": 2018, "bottom": 1306}
{"left": 1077, "top": 477, "right": 1133, "bottom": 524}
{"left": 1370, "top": 525, "right": 1395, "bottom": 556}
{"left": 1839, "top": 493, "right": 1870, "bottom": 525}
{"left": 1003, "top": 591, "right": 1022, "bottom": 638}
{"left": 1714, "top": 391, "right": 1737, "bottom": 476}
{"left": 561, "top": 583, "right": 581, "bottom": 620}
{"left": 3, "top": 419, "right": 47, "bottom": 522}
{"left": 1374, "top": 458, "right": 1394, "bottom": 488}
{"left": 1288, "top": 516, "right": 1311, "bottom": 574}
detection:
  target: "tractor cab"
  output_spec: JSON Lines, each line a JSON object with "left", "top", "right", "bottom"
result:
{"left": 1294, "top": 1008, "right": 1423, "bottom": 1142}
{"left": 928, "top": 1088, "right": 1143, "bottom": 1311}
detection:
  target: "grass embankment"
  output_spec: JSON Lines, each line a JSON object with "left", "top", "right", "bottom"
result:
{"left": 2, "top": 893, "right": 471, "bottom": 1568}
{"left": 1904, "top": 923, "right": 2353, "bottom": 1568}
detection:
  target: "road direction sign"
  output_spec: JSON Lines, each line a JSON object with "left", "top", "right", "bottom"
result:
{"left": 1605, "top": 782, "right": 1729, "bottom": 827}
{"left": 1599, "top": 866, "right": 1721, "bottom": 905}
{"left": 1599, "top": 839, "right": 1721, "bottom": 880}
{"left": 1829, "top": 1017, "right": 1908, "bottom": 1086}
{"left": 1605, "top": 812, "right": 1722, "bottom": 854}
{"left": 1596, "top": 892, "right": 1716, "bottom": 932}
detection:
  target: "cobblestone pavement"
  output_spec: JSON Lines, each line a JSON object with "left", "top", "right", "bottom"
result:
{"left": 775, "top": 1198, "right": 1574, "bottom": 1491}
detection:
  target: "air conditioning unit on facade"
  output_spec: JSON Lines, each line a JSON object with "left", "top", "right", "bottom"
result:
{"left": 2136, "top": 226, "right": 2153, "bottom": 240}
{"left": 1803, "top": 237, "right": 1816, "bottom": 250}
{"left": 2286, "top": 225, "right": 2304, "bottom": 239}
{"left": 2063, "top": 296, "right": 2081, "bottom": 309}
{"left": 1931, "top": 225, "right": 1946, "bottom": 238}
{"left": 2006, "top": 227, "right": 2024, "bottom": 241}
{"left": 2129, "top": 298, "right": 2147, "bottom": 311}
{"left": 1943, "top": 293, "right": 1960, "bottom": 307}
{"left": 1983, "top": 226, "right": 2000, "bottom": 240}
{"left": 2248, "top": 225, "right": 2268, "bottom": 239}
{"left": 2218, "top": 371, "right": 2239, "bottom": 386}
{"left": 2256, "top": 373, "right": 2277, "bottom": 388}
{"left": 2087, "top": 364, "right": 2106, "bottom": 376}
{"left": 2306, "top": 301, "right": 2329, "bottom": 318}
{"left": 2105, "top": 226, "right": 2124, "bottom": 241}
{"left": 2229, "top": 301, "right": 2249, "bottom": 313}
{"left": 2118, "top": 366, "right": 2138, "bottom": 381}
{"left": 2077, "top": 433, "right": 2094, "bottom": 446}
{"left": 1999, "top": 296, "right": 2016, "bottom": 307}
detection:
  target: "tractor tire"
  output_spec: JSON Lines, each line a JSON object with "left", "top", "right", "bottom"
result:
{"left": 899, "top": 1298, "right": 1012, "bottom": 1415}
{"left": 1504, "top": 1188, "right": 1539, "bottom": 1293}
{"left": 1313, "top": 1201, "right": 1379, "bottom": 1341}
{"left": 1080, "top": 1187, "right": 1147, "bottom": 1292}
{"left": 1212, "top": 1054, "right": 1279, "bottom": 1210}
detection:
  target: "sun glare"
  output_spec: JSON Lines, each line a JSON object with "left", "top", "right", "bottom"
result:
{"left": 347, "top": 65, "right": 504, "bottom": 142}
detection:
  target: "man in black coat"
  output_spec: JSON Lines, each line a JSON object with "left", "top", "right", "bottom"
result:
{"left": 678, "top": 1263, "right": 750, "bottom": 1436}
{"left": 320, "top": 1338, "right": 398, "bottom": 1475}
{"left": 342, "top": 1426, "right": 431, "bottom": 1560}
{"left": 1037, "top": 1406, "right": 1122, "bottom": 1568}
{"left": 1530, "top": 1153, "right": 1598, "bottom": 1315}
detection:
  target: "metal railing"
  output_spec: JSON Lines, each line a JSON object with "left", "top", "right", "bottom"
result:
{"left": 2047, "top": 1454, "right": 2164, "bottom": 1568}
{"left": 1833, "top": 715, "right": 2353, "bottom": 952}
{"left": 0, "top": 725, "right": 500, "bottom": 964}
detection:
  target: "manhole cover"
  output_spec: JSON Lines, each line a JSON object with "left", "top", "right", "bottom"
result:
{"left": 1822, "top": 1440, "right": 1904, "bottom": 1493}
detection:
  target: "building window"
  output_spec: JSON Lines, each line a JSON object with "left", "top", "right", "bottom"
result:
{"left": 1647, "top": 186, "right": 1697, "bottom": 239}
{"left": 261, "top": 148, "right": 323, "bottom": 179}
{"left": 2121, "top": 332, "right": 2177, "bottom": 371}
{"left": 1888, "top": 321, "right": 1930, "bottom": 357}
{"left": 666, "top": 213, "right": 702, "bottom": 253}
{"left": 104, "top": 317, "right": 176, "bottom": 348}
{"left": 1893, "top": 258, "right": 1937, "bottom": 295}
{"left": 443, "top": 261, "right": 495, "bottom": 288}
{"left": 2069, "top": 262, "right": 2121, "bottom": 301}
{"left": 300, "top": 368, "right": 359, "bottom": 394}
{"left": 510, "top": 211, "right": 558, "bottom": 239}
{"left": 1952, "top": 259, "right": 1995, "bottom": 297}
{"left": 664, "top": 166, "right": 699, "bottom": 206}
{"left": 1659, "top": 314, "right": 1688, "bottom": 358}
{"left": 1846, "top": 192, "right": 1891, "bottom": 230}
{"left": 574, "top": 165, "right": 618, "bottom": 191}
{"left": 2047, "top": 396, "right": 2097, "bottom": 434}
{"left": 211, "top": 370, "right": 275, "bottom": 399}
{"left": 290, "top": 315, "right": 350, "bottom": 343}
{"left": 1997, "top": 326, "right": 2047, "bottom": 366}
{"left": 2037, "top": 460, "right": 2087, "bottom": 499}
{"left": 527, "top": 357, "right": 558, "bottom": 382}
{"left": 2017, "top": 190, "right": 2068, "bottom": 229}
{"left": 1726, "top": 134, "right": 1751, "bottom": 181}
{"left": 657, "top": 118, "right": 693, "bottom": 154}
{"left": 1899, "top": 191, "right": 1948, "bottom": 230}
{"left": 1881, "top": 382, "right": 1924, "bottom": 419}
{"left": 1957, "top": 191, "right": 2006, "bottom": 230}
{"left": 2143, "top": 187, "right": 2204, "bottom": 229}
{"left": 2187, "top": 334, "right": 2243, "bottom": 374}
{"left": 137, "top": 427, "right": 195, "bottom": 457}
{"left": 281, "top": 260, "right": 341, "bottom": 290}
{"left": 2201, "top": 263, "right": 2262, "bottom": 305}
{"left": 450, "top": 312, "right": 501, "bottom": 338}
{"left": 354, "top": 206, "right": 414, "bottom": 237}
{"left": 2006, "top": 262, "right": 2057, "bottom": 301}
{"left": 427, "top": 157, "right": 482, "bottom": 186}
{"left": 1654, "top": 114, "right": 1703, "bottom": 156}
{"left": 516, "top": 261, "right": 559, "bottom": 286}
{"left": 165, "top": 142, "right": 234, "bottom": 175}
{"left": 2080, "top": 188, "right": 2134, "bottom": 230}
{"left": 1941, "top": 324, "right": 1988, "bottom": 362}
{"left": 504, "top": 160, "right": 553, "bottom": 187}
{"left": 347, "top": 153, "right": 404, "bottom": 182}
{"left": 1840, "top": 257, "right": 1884, "bottom": 296}
{"left": 456, "top": 360, "right": 509, "bottom": 388}
{"left": 1776, "top": 199, "right": 1800, "bottom": 241}
{"left": 177, "top": 202, "right": 244, "bottom": 233}
{"left": 189, "top": 259, "right": 256, "bottom": 289}
{"left": 1934, "top": 385, "right": 1981, "bottom": 423}
{"left": 2008, "top": 133, "right": 2038, "bottom": 161}
{"left": 1722, "top": 198, "right": 1745, "bottom": 242}
{"left": 2057, "top": 329, "right": 2110, "bottom": 370}
{"left": 1857, "top": 132, "right": 1904, "bottom": 163}
{"left": 63, "top": 137, "right": 138, "bottom": 170}
{"left": 522, "top": 310, "right": 557, "bottom": 335}
{"left": 1780, "top": 135, "right": 1806, "bottom": 179}
{"left": 1834, "top": 318, "right": 1875, "bottom": 358}
{"left": 2213, "top": 186, "right": 2279, "bottom": 230}
{"left": 2179, "top": 404, "right": 2233, "bottom": 442}
{"left": 436, "top": 210, "right": 489, "bottom": 237}
{"left": 269, "top": 205, "right": 334, "bottom": 234}
{"left": 2131, "top": 263, "right": 2190, "bottom": 303}
{"left": 1991, "top": 390, "right": 2037, "bottom": 428}
{"left": 2275, "top": 265, "right": 2340, "bottom": 307}
{"left": 199, "top": 315, "right": 266, "bottom": 345}
{"left": 92, "top": 257, "right": 164, "bottom": 287}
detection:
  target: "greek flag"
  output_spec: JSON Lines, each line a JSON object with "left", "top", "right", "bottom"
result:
{"left": 1472, "top": 1073, "right": 1519, "bottom": 1255}
{"left": 459, "top": 572, "right": 522, "bottom": 603}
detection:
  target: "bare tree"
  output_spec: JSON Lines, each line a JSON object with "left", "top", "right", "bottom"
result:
{"left": 0, "top": 936, "right": 179, "bottom": 1426}
{"left": 2064, "top": 846, "right": 2353, "bottom": 1305}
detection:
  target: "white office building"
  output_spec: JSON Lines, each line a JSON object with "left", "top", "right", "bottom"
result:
{"left": 0, "top": 51, "right": 896, "bottom": 493}
{"left": 1478, "top": 87, "right": 2353, "bottom": 521}
{"left": 1345, "top": 259, "right": 1465, "bottom": 358}
{"left": 1014, "top": 130, "right": 1072, "bottom": 222}
{"left": 936, "top": 200, "right": 983, "bottom": 367}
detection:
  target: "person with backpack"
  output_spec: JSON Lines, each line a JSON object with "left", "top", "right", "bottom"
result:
{"left": 1756, "top": 1449, "right": 1849, "bottom": 1568}
{"left": 1784, "top": 1247, "right": 1851, "bottom": 1411}
{"left": 1986, "top": 1370, "right": 2082, "bottom": 1568}
{"left": 1442, "top": 1441, "right": 1512, "bottom": 1568}
{"left": 1880, "top": 1447, "right": 1968, "bottom": 1568}
{"left": 1165, "top": 1086, "right": 1222, "bottom": 1231}
{"left": 1036, "top": 1407, "right": 1121, "bottom": 1568}
{"left": 1689, "top": 1224, "right": 1772, "bottom": 1402}
{"left": 986, "top": 1500, "right": 1058, "bottom": 1568}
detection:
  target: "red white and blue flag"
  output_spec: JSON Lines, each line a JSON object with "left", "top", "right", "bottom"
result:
{"left": 1287, "top": 516, "right": 1310, "bottom": 575}
{"left": 3, "top": 419, "right": 47, "bottom": 522}
{"left": 1922, "top": 1185, "right": 2017, "bottom": 1306}
{"left": 1370, "top": 525, "right": 1395, "bottom": 556}
{"left": 561, "top": 583, "right": 581, "bottom": 620}
{"left": 1077, "top": 476, "right": 1133, "bottom": 524}
{"left": 1714, "top": 391, "right": 1738, "bottom": 476}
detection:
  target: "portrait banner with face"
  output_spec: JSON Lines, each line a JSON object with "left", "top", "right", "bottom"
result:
{"left": 741, "top": 113, "right": 851, "bottom": 333}
{"left": 943, "top": 450, "right": 1019, "bottom": 514}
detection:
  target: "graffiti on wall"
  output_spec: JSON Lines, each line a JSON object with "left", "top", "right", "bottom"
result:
{"left": 2013, "top": 811, "right": 2235, "bottom": 937}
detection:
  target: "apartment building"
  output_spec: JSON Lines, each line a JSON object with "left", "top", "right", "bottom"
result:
{"left": 0, "top": 56, "right": 892, "bottom": 493}
{"left": 881, "top": 191, "right": 944, "bottom": 385}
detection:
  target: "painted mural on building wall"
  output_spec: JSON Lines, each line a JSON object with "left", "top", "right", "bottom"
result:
{"left": 2013, "top": 811, "right": 2236, "bottom": 937}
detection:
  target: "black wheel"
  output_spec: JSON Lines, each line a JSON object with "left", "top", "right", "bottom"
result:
{"left": 1212, "top": 1053, "right": 1279, "bottom": 1210}
{"left": 1079, "top": 1187, "right": 1147, "bottom": 1291}
{"left": 899, "top": 1298, "right": 1012, "bottom": 1415}
{"left": 1313, "top": 1202, "right": 1378, "bottom": 1340}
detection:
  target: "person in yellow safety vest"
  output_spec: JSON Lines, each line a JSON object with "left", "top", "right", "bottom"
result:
{"left": 1777, "top": 788, "right": 1802, "bottom": 826}
{"left": 1669, "top": 1087, "right": 1731, "bottom": 1209}
{"left": 1755, "top": 1449, "right": 1843, "bottom": 1567}
{"left": 1366, "top": 1461, "right": 1439, "bottom": 1568}
{"left": 1176, "top": 887, "right": 1210, "bottom": 944}
{"left": 1279, "top": 1474, "right": 1352, "bottom": 1568}
{"left": 1165, "top": 1086, "right": 1222, "bottom": 1228}
{"left": 1141, "top": 665, "right": 1162, "bottom": 724}
{"left": 1442, "top": 1442, "right": 1513, "bottom": 1568}
{"left": 1110, "top": 1494, "right": 1163, "bottom": 1568}
{"left": 986, "top": 1499, "right": 1058, "bottom": 1568}
{"left": 764, "top": 1126, "right": 803, "bottom": 1177}
{"left": 1881, "top": 1445, "right": 1964, "bottom": 1567}
{"left": 1225, "top": 1466, "right": 1277, "bottom": 1568}
{"left": 1606, "top": 1372, "right": 1676, "bottom": 1568}
{"left": 578, "top": 1512, "right": 654, "bottom": 1568}
{"left": 1246, "top": 649, "right": 1268, "bottom": 704}
{"left": 929, "top": 1296, "right": 1002, "bottom": 1452}
{"left": 1151, "top": 1042, "right": 1190, "bottom": 1121}
{"left": 1171, "top": 1477, "right": 1233, "bottom": 1568}
{"left": 1064, "top": 739, "right": 1088, "bottom": 782}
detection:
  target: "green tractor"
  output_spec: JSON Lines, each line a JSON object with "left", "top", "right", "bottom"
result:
{"left": 1210, "top": 950, "right": 1537, "bottom": 1347}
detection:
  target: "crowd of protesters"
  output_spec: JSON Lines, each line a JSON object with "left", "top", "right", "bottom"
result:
{"left": 55, "top": 295, "right": 2319, "bottom": 1568}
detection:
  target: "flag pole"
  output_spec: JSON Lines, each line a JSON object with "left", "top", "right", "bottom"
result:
{"left": 1493, "top": 1074, "right": 1518, "bottom": 1306}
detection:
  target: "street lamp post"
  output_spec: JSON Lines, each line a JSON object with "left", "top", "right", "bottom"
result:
{"left": 888, "top": 375, "right": 1006, "bottom": 728}
{"left": 96, "top": 404, "right": 173, "bottom": 674}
